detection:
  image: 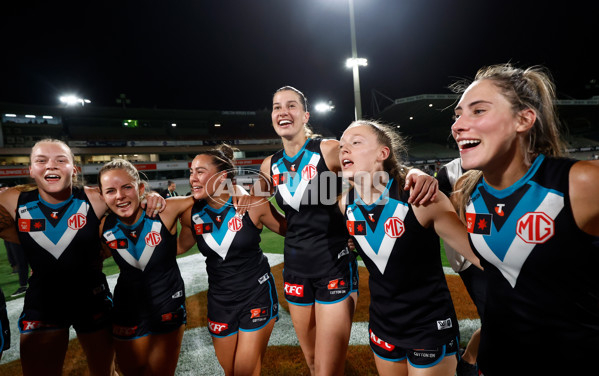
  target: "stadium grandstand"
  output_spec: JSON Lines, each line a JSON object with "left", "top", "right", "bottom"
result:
{"left": 1, "top": 94, "right": 598, "bottom": 191}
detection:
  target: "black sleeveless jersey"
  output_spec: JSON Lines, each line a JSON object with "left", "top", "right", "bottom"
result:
{"left": 16, "top": 187, "right": 107, "bottom": 306}
{"left": 191, "top": 198, "right": 271, "bottom": 307}
{"left": 466, "top": 155, "right": 599, "bottom": 373}
{"left": 270, "top": 138, "right": 349, "bottom": 277}
{"left": 345, "top": 178, "right": 459, "bottom": 348}
{"left": 101, "top": 211, "right": 184, "bottom": 314}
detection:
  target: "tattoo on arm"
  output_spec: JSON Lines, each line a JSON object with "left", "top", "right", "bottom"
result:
{"left": 0, "top": 204, "right": 15, "bottom": 233}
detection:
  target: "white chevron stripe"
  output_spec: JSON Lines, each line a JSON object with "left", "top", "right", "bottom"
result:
{"left": 272, "top": 153, "right": 321, "bottom": 211}
{"left": 191, "top": 215, "right": 237, "bottom": 261}
{"left": 347, "top": 203, "right": 410, "bottom": 275}
{"left": 469, "top": 191, "right": 563, "bottom": 287}
{"left": 19, "top": 201, "right": 90, "bottom": 260}
{"left": 104, "top": 221, "right": 162, "bottom": 271}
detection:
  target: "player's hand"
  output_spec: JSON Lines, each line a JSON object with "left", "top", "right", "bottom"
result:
{"left": 141, "top": 192, "right": 166, "bottom": 217}
{"left": 404, "top": 170, "right": 438, "bottom": 205}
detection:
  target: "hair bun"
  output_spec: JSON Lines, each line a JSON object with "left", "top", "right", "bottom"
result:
{"left": 217, "top": 143, "right": 236, "bottom": 161}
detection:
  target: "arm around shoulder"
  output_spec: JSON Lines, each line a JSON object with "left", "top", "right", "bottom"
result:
{"left": 177, "top": 206, "right": 197, "bottom": 255}
{"left": 412, "top": 192, "right": 482, "bottom": 269}
{"left": 570, "top": 160, "right": 599, "bottom": 236}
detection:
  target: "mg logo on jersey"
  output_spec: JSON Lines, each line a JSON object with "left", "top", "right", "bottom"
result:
{"left": 228, "top": 216, "right": 243, "bottom": 232}
{"left": 208, "top": 320, "right": 228, "bottom": 334}
{"left": 284, "top": 282, "right": 304, "bottom": 297}
{"left": 369, "top": 329, "right": 395, "bottom": 351}
{"left": 144, "top": 231, "right": 162, "bottom": 247}
{"left": 67, "top": 213, "right": 86, "bottom": 230}
{"left": 301, "top": 164, "right": 317, "bottom": 180}
{"left": 516, "top": 212, "right": 555, "bottom": 244}
{"left": 384, "top": 217, "right": 405, "bottom": 238}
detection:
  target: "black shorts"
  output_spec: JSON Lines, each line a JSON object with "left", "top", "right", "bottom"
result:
{"left": 18, "top": 281, "right": 113, "bottom": 334}
{"left": 370, "top": 327, "right": 459, "bottom": 368}
{"left": 0, "top": 289, "right": 10, "bottom": 353}
{"left": 207, "top": 272, "right": 278, "bottom": 338}
{"left": 283, "top": 255, "right": 358, "bottom": 306}
{"left": 112, "top": 304, "right": 187, "bottom": 340}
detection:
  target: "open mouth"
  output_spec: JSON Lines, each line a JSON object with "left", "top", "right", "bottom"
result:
{"left": 457, "top": 139, "right": 481, "bottom": 151}
{"left": 44, "top": 174, "right": 61, "bottom": 182}
{"left": 342, "top": 159, "right": 354, "bottom": 169}
{"left": 116, "top": 202, "right": 131, "bottom": 210}
{"left": 278, "top": 120, "right": 292, "bottom": 127}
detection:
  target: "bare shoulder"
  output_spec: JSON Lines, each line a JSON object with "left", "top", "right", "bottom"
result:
{"left": 320, "top": 138, "right": 340, "bottom": 156}
{"left": 320, "top": 139, "right": 341, "bottom": 172}
{"left": 570, "top": 160, "right": 599, "bottom": 201}
{"left": 569, "top": 160, "right": 599, "bottom": 235}
{"left": 260, "top": 155, "right": 273, "bottom": 175}
{"left": 570, "top": 160, "right": 599, "bottom": 184}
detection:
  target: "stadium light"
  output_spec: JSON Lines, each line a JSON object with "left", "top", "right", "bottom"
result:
{"left": 314, "top": 101, "right": 335, "bottom": 113}
{"left": 59, "top": 95, "right": 91, "bottom": 106}
{"left": 345, "top": 58, "right": 367, "bottom": 68}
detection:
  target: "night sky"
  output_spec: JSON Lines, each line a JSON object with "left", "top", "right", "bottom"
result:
{"left": 1, "top": 1, "right": 597, "bottom": 135}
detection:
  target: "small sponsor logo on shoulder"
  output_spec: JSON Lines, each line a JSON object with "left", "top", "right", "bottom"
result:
{"left": 172, "top": 290, "right": 183, "bottom": 299}
{"left": 436, "top": 318, "right": 453, "bottom": 330}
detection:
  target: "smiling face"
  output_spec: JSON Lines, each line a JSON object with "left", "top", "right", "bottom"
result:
{"left": 100, "top": 168, "right": 145, "bottom": 224}
{"left": 188, "top": 154, "right": 227, "bottom": 201}
{"left": 451, "top": 79, "right": 525, "bottom": 173}
{"left": 271, "top": 89, "right": 310, "bottom": 140}
{"left": 29, "top": 141, "right": 77, "bottom": 203}
{"left": 339, "top": 124, "right": 389, "bottom": 181}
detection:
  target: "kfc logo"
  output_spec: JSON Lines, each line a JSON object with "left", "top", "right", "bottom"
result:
{"left": 370, "top": 329, "right": 395, "bottom": 351}
{"left": 113, "top": 325, "right": 138, "bottom": 337}
{"left": 208, "top": 320, "right": 229, "bottom": 334}
{"left": 284, "top": 282, "right": 304, "bottom": 297}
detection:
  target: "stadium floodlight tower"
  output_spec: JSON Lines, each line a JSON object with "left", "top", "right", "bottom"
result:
{"left": 59, "top": 95, "right": 91, "bottom": 106}
{"left": 345, "top": 0, "right": 367, "bottom": 121}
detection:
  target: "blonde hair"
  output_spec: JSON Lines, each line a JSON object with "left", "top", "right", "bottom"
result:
{"left": 98, "top": 158, "right": 145, "bottom": 191}
{"left": 450, "top": 63, "right": 567, "bottom": 215}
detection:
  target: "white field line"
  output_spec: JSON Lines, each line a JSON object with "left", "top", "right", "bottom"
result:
{"left": 1, "top": 253, "right": 480, "bottom": 374}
